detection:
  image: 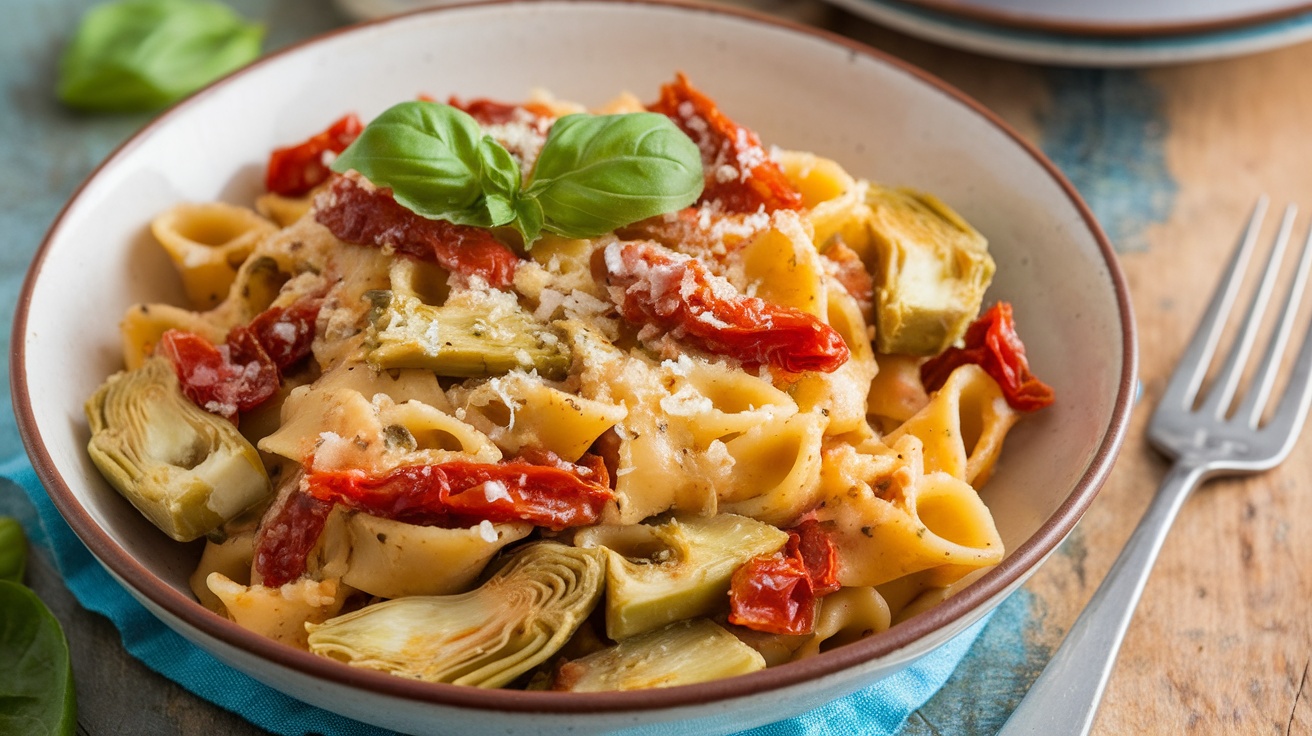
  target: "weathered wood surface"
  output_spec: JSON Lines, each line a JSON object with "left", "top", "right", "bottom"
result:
{"left": 3, "top": 1, "right": 1311, "bottom": 734}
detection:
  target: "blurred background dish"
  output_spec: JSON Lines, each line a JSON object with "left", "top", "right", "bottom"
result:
{"left": 822, "top": 0, "right": 1312, "bottom": 65}
{"left": 891, "top": 0, "right": 1312, "bottom": 37}
{"left": 332, "top": 0, "right": 459, "bottom": 21}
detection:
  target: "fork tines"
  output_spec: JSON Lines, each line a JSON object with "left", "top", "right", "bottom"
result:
{"left": 1157, "top": 197, "right": 1312, "bottom": 446}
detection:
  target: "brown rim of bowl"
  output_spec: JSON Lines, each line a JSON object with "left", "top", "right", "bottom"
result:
{"left": 12, "top": 0, "right": 1137, "bottom": 717}
{"left": 885, "top": 0, "right": 1312, "bottom": 38}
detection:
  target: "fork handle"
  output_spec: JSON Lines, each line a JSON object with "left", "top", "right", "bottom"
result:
{"left": 995, "top": 461, "right": 1209, "bottom": 736}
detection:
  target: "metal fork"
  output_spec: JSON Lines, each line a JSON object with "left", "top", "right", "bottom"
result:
{"left": 997, "top": 197, "right": 1312, "bottom": 735}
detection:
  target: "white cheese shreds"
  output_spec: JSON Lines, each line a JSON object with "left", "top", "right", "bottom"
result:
{"left": 313, "top": 431, "right": 354, "bottom": 469}
{"left": 482, "top": 480, "right": 512, "bottom": 503}
{"left": 659, "top": 384, "right": 714, "bottom": 417}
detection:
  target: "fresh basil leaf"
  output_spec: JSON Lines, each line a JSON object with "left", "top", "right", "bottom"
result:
{"left": 478, "top": 136, "right": 521, "bottom": 202}
{"left": 0, "top": 517, "right": 25, "bottom": 584}
{"left": 332, "top": 101, "right": 522, "bottom": 230}
{"left": 527, "top": 113, "right": 704, "bottom": 239}
{"left": 511, "top": 196, "right": 545, "bottom": 246}
{"left": 58, "top": 0, "right": 264, "bottom": 112}
{"left": 477, "top": 136, "right": 522, "bottom": 226}
{"left": 0, "top": 581, "right": 76, "bottom": 736}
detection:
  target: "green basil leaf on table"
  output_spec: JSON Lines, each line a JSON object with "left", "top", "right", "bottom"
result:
{"left": 57, "top": 0, "right": 264, "bottom": 113}
{"left": 0, "top": 581, "right": 77, "bottom": 736}
{"left": 0, "top": 517, "right": 26, "bottom": 584}
{"left": 332, "top": 101, "right": 520, "bottom": 230}
{"left": 526, "top": 112, "right": 704, "bottom": 239}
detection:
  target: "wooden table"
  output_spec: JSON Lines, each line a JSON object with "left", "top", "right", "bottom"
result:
{"left": 3, "top": 1, "right": 1311, "bottom": 733}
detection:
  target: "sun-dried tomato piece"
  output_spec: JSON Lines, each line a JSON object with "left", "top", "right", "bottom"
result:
{"left": 447, "top": 96, "right": 555, "bottom": 127}
{"left": 253, "top": 474, "right": 335, "bottom": 587}
{"left": 729, "top": 520, "right": 843, "bottom": 635}
{"left": 729, "top": 541, "right": 817, "bottom": 636}
{"left": 244, "top": 297, "right": 322, "bottom": 372}
{"left": 315, "top": 176, "right": 520, "bottom": 289}
{"left": 791, "top": 519, "right": 841, "bottom": 596}
{"left": 604, "top": 240, "right": 849, "bottom": 374}
{"left": 157, "top": 295, "right": 323, "bottom": 422}
{"left": 650, "top": 73, "right": 802, "bottom": 214}
{"left": 157, "top": 329, "right": 279, "bottom": 424}
{"left": 304, "top": 451, "right": 612, "bottom": 530}
{"left": 920, "top": 301, "right": 1055, "bottom": 412}
{"left": 265, "top": 114, "right": 363, "bottom": 197}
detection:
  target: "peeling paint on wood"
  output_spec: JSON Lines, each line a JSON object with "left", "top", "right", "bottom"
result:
{"left": 1038, "top": 69, "right": 1177, "bottom": 254}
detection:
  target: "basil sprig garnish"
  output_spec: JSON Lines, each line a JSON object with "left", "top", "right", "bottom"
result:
{"left": 58, "top": 0, "right": 264, "bottom": 112}
{"left": 332, "top": 101, "right": 704, "bottom": 246}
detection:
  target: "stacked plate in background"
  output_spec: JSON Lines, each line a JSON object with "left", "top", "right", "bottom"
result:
{"left": 820, "top": 0, "right": 1312, "bottom": 66}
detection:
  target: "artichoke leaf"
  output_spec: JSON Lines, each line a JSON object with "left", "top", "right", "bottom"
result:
{"left": 576, "top": 514, "right": 788, "bottom": 640}
{"left": 865, "top": 185, "right": 994, "bottom": 356}
{"left": 552, "top": 619, "right": 765, "bottom": 691}
{"left": 85, "top": 356, "right": 271, "bottom": 542}
{"left": 365, "top": 289, "right": 569, "bottom": 379}
{"left": 306, "top": 542, "right": 604, "bottom": 687}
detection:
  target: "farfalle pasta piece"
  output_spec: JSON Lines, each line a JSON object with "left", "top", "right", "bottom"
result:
{"left": 814, "top": 436, "right": 1004, "bottom": 589}
{"left": 885, "top": 362, "right": 1020, "bottom": 487}
{"left": 151, "top": 202, "right": 277, "bottom": 310}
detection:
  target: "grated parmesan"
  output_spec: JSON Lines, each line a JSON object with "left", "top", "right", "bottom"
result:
{"left": 482, "top": 480, "right": 512, "bottom": 503}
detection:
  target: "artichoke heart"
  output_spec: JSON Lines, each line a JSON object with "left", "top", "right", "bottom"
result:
{"left": 576, "top": 514, "right": 788, "bottom": 640}
{"left": 305, "top": 542, "right": 604, "bottom": 687}
{"left": 85, "top": 356, "right": 272, "bottom": 542}
{"left": 365, "top": 289, "right": 570, "bottom": 379}
{"left": 552, "top": 619, "right": 765, "bottom": 691}
{"left": 866, "top": 185, "right": 994, "bottom": 356}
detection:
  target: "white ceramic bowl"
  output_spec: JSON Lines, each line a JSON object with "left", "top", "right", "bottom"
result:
{"left": 14, "top": 2, "right": 1136, "bottom": 734}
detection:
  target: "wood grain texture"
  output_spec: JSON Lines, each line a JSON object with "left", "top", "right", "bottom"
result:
{"left": 825, "top": 9, "right": 1312, "bottom": 734}
{"left": 5, "top": 1, "right": 1312, "bottom": 735}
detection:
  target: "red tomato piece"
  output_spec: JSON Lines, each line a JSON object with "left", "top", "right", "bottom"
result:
{"left": 265, "top": 114, "right": 364, "bottom": 197}
{"left": 920, "top": 302, "right": 1056, "bottom": 412}
{"left": 156, "top": 296, "right": 322, "bottom": 422}
{"left": 728, "top": 543, "right": 817, "bottom": 636}
{"left": 304, "top": 451, "right": 612, "bottom": 530}
{"left": 156, "top": 329, "right": 279, "bottom": 424}
{"left": 447, "top": 96, "right": 554, "bottom": 127}
{"left": 649, "top": 73, "right": 802, "bottom": 214}
{"left": 791, "top": 519, "right": 841, "bottom": 596}
{"left": 730, "top": 521, "right": 843, "bottom": 635}
{"left": 245, "top": 297, "right": 322, "bottom": 372}
{"left": 604, "top": 241, "right": 849, "bottom": 374}
{"left": 252, "top": 484, "right": 335, "bottom": 587}
{"left": 315, "top": 176, "right": 520, "bottom": 289}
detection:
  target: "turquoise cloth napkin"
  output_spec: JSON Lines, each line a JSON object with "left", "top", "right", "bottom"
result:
{"left": 4, "top": 452, "right": 990, "bottom": 736}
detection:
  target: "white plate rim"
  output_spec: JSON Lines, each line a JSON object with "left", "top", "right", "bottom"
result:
{"left": 826, "top": 0, "right": 1312, "bottom": 66}
{"left": 890, "top": 0, "right": 1312, "bottom": 39}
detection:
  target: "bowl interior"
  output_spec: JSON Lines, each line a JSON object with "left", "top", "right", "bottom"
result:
{"left": 15, "top": 0, "right": 1134, "bottom": 725}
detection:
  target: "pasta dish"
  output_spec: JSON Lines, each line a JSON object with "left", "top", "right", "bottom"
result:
{"left": 84, "top": 74, "right": 1052, "bottom": 690}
